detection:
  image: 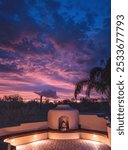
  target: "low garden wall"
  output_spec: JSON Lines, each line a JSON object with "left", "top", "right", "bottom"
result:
{"left": 79, "top": 114, "right": 107, "bottom": 132}
{"left": 4, "top": 132, "right": 48, "bottom": 146}
{"left": 0, "top": 121, "right": 48, "bottom": 137}
{"left": 0, "top": 115, "right": 111, "bottom": 148}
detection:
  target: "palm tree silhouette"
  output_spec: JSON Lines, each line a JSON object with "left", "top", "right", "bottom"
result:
{"left": 74, "top": 58, "right": 111, "bottom": 105}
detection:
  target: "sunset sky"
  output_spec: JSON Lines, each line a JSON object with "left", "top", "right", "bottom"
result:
{"left": 0, "top": 0, "right": 111, "bottom": 100}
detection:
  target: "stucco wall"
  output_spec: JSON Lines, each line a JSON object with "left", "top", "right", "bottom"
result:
{"left": 107, "top": 126, "right": 111, "bottom": 146}
{"left": 4, "top": 132, "right": 48, "bottom": 146}
{"left": 80, "top": 132, "right": 109, "bottom": 145}
{"left": 4, "top": 131, "right": 110, "bottom": 146}
{"left": 48, "top": 132, "right": 80, "bottom": 139}
{"left": 79, "top": 115, "right": 107, "bottom": 132}
{"left": 0, "top": 115, "right": 107, "bottom": 136}
{"left": 0, "top": 121, "right": 48, "bottom": 136}
{"left": 48, "top": 110, "right": 79, "bottom": 130}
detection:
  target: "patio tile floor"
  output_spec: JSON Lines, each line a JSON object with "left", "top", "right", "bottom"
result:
{"left": 16, "top": 139, "right": 110, "bottom": 150}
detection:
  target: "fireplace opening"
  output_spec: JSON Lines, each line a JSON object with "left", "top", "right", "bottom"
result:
{"left": 58, "top": 116, "right": 69, "bottom": 131}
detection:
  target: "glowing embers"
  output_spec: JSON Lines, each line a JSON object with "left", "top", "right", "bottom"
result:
{"left": 59, "top": 116, "right": 69, "bottom": 131}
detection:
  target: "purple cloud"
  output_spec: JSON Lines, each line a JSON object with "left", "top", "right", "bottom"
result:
{"left": 35, "top": 89, "right": 58, "bottom": 99}
{"left": 0, "top": 0, "right": 111, "bottom": 99}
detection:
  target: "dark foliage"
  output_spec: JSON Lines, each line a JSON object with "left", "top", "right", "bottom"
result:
{"left": 74, "top": 58, "right": 111, "bottom": 103}
{"left": 0, "top": 94, "right": 110, "bottom": 128}
{"left": 0, "top": 99, "right": 55, "bottom": 128}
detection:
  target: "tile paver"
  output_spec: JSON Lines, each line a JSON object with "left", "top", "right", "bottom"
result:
{"left": 16, "top": 139, "right": 110, "bottom": 150}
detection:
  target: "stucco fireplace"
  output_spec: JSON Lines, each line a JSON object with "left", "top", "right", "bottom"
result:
{"left": 48, "top": 105, "right": 79, "bottom": 130}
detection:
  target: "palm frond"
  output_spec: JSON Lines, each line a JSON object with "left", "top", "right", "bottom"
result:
{"left": 74, "top": 79, "right": 89, "bottom": 99}
{"left": 74, "top": 57, "right": 111, "bottom": 101}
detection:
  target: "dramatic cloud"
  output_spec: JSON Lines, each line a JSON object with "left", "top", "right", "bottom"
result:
{"left": 0, "top": 0, "right": 111, "bottom": 99}
{"left": 35, "top": 89, "right": 58, "bottom": 99}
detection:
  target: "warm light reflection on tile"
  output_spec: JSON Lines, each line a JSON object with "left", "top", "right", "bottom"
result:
{"left": 16, "top": 139, "right": 110, "bottom": 150}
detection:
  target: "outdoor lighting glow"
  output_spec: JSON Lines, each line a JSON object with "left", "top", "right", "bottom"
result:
{"left": 11, "top": 139, "right": 15, "bottom": 142}
{"left": 34, "top": 134, "right": 37, "bottom": 138}
{"left": 93, "top": 134, "right": 97, "bottom": 138}
{"left": 76, "top": 100, "right": 81, "bottom": 103}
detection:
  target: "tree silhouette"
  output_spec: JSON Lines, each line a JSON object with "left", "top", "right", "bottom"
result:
{"left": 74, "top": 58, "right": 111, "bottom": 104}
